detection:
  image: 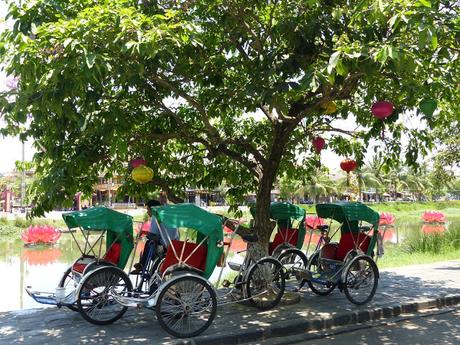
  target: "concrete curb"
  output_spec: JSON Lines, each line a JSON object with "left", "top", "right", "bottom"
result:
{"left": 174, "top": 294, "right": 460, "bottom": 345}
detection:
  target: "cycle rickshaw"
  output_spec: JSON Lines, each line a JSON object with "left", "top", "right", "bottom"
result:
{"left": 26, "top": 207, "right": 135, "bottom": 324}
{"left": 278, "top": 202, "right": 381, "bottom": 305}
{"left": 249, "top": 202, "right": 307, "bottom": 257}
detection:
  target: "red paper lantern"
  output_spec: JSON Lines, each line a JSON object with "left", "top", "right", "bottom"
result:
{"left": 312, "top": 136, "right": 326, "bottom": 153}
{"left": 340, "top": 159, "right": 357, "bottom": 173}
{"left": 131, "top": 158, "right": 147, "bottom": 168}
{"left": 371, "top": 101, "right": 393, "bottom": 119}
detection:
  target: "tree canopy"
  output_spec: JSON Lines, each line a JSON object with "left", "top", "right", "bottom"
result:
{"left": 1, "top": 0, "right": 459, "bottom": 243}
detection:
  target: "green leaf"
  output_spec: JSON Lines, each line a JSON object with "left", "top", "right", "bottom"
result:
{"left": 418, "top": 0, "right": 431, "bottom": 8}
{"left": 327, "top": 51, "right": 341, "bottom": 74}
{"left": 85, "top": 53, "right": 96, "bottom": 68}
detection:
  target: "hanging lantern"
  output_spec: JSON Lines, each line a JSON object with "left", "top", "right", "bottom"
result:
{"left": 340, "top": 159, "right": 357, "bottom": 173}
{"left": 312, "top": 136, "right": 326, "bottom": 154}
{"left": 419, "top": 99, "right": 437, "bottom": 118}
{"left": 132, "top": 165, "right": 154, "bottom": 184}
{"left": 321, "top": 101, "right": 337, "bottom": 114}
{"left": 340, "top": 159, "right": 357, "bottom": 187}
{"left": 130, "top": 158, "right": 147, "bottom": 169}
{"left": 371, "top": 101, "right": 393, "bottom": 120}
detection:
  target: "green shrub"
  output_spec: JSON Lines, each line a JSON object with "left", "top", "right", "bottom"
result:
{"left": 403, "top": 223, "right": 460, "bottom": 254}
{"left": 0, "top": 217, "right": 8, "bottom": 225}
{"left": 13, "top": 217, "right": 32, "bottom": 228}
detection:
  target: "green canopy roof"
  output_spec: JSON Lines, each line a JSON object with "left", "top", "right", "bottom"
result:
{"left": 249, "top": 202, "right": 306, "bottom": 221}
{"left": 316, "top": 202, "right": 379, "bottom": 229}
{"left": 62, "top": 207, "right": 134, "bottom": 269}
{"left": 152, "top": 204, "right": 223, "bottom": 279}
{"left": 63, "top": 206, "right": 133, "bottom": 233}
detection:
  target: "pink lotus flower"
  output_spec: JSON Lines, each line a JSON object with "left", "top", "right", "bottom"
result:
{"left": 21, "top": 225, "right": 61, "bottom": 245}
{"left": 379, "top": 212, "right": 395, "bottom": 226}
{"left": 305, "top": 216, "right": 325, "bottom": 229}
{"left": 422, "top": 211, "right": 446, "bottom": 223}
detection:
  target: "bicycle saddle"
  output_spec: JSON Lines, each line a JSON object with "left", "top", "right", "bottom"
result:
{"left": 316, "top": 225, "right": 329, "bottom": 231}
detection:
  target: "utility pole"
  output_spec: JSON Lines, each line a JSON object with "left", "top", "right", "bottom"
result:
{"left": 21, "top": 140, "right": 26, "bottom": 212}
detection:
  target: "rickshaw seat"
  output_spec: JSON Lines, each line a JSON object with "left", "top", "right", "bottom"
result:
{"left": 269, "top": 228, "right": 298, "bottom": 254}
{"left": 105, "top": 242, "right": 121, "bottom": 265}
{"left": 71, "top": 243, "right": 121, "bottom": 274}
{"left": 160, "top": 240, "right": 207, "bottom": 274}
{"left": 335, "top": 232, "right": 370, "bottom": 261}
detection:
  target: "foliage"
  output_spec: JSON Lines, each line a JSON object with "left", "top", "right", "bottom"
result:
{"left": 1, "top": 0, "right": 459, "bottom": 247}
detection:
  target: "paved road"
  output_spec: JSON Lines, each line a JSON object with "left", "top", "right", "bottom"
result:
{"left": 0, "top": 260, "right": 459, "bottom": 345}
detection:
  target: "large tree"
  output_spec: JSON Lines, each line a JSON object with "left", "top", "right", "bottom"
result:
{"left": 1, "top": 0, "right": 459, "bottom": 252}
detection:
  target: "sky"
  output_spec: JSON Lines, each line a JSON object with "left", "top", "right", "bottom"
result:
{"left": 0, "top": 2, "right": 35, "bottom": 174}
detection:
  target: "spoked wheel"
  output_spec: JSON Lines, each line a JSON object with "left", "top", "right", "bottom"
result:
{"left": 306, "top": 252, "right": 336, "bottom": 296}
{"left": 342, "top": 255, "right": 379, "bottom": 305}
{"left": 156, "top": 274, "right": 217, "bottom": 338}
{"left": 59, "top": 267, "right": 78, "bottom": 312}
{"left": 245, "top": 257, "right": 285, "bottom": 310}
{"left": 77, "top": 267, "right": 132, "bottom": 325}
{"left": 277, "top": 248, "right": 308, "bottom": 291}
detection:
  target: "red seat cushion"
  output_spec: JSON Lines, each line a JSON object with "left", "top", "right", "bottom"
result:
{"left": 335, "top": 232, "right": 371, "bottom": 261}
{"left": 320, "top": 243, "right": 338, "bottom": 260}
{"left": 160, "top": 240, "right": 207, "bottom": 274}
{"left": 105, "top": 242, "right": 121, "bottom": 265}
{"left": 269, "top": 228, "right": 298, "bottom": 254}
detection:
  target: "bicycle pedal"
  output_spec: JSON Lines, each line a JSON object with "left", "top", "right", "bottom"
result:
{"left": 221, "top": 279, "right": 231, "bottom": 288}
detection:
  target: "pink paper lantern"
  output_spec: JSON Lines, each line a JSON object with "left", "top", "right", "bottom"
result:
{"left": 312, "top": 137, "right": 326, "bottom": 154}
{"left": 371, "top": 101, "right": 393, "bottom": 119}
{"left": 131, "top": 158, "right": 147, "bottom": 168}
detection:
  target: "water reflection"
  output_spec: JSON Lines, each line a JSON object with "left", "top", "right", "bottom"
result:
{"left": 0, "top": 235, "right": 80, "bottom": 312}
{"left": 22, "top": 247, "right": 62, "bottom": 266}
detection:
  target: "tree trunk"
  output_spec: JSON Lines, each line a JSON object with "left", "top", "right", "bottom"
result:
{"left": 249, "top": 125, "right": 289, "bottom": 260}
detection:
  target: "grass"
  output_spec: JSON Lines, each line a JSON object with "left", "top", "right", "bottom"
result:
{"left": 379, "top": 245, "right": 460, "bottom": 268}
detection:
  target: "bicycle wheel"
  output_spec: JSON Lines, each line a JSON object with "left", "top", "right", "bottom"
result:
{"left": 306, "top": 252, "right": 336, "bottom": 296}
{"left": 277, "top": 248, "right": 308, "bottom": 291}
{"left": 77, "top": 267, "right": 132, "bottom": 325}
{"left": 343, "top": 255, "right": 379, "bottom": 305}
{"left": 156, "top": 274, "right": 217, "bottom": 338}
{"left": 58, "top": 267, "right": 78, "bottom": 312}
{"left": 245, "top": 257, "right": 285, "bottom": 310}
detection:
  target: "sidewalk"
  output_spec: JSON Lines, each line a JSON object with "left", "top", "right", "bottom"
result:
{"left": 1, "top": 260, "right": 459, "bottom": 345}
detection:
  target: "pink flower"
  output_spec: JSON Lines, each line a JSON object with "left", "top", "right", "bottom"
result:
{"left": 422, "top": 211, "right": 446, "bottom": 223}
{"left": 21, "top": 225, "right": 61, "bottom": 244}
{"left": 305, "top": 216, "right": 325, "bottom": 229}
{"left": 379, "top": 212, "right": 395, "bottom": 226}
{"left": 136, "top": 221, "right": 151, "bottom": 235}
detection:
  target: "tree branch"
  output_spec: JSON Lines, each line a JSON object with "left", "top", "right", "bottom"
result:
{"left": 150, "top": 75, "right": 220, "bottom": 141}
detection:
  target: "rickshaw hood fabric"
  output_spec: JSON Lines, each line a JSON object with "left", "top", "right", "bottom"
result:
{"left": 62, "top": 207, "right": 134, "bottom": 269}
{"left": 152, "top": 204, "right": 223, "bottom": 279}
{"left": 315, "top": 202, "right": 380, "bottom": 231}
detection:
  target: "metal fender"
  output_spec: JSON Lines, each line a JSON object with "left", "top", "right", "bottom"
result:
{"left": 76, "top": 265, "right": 129, "bottom": 296}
